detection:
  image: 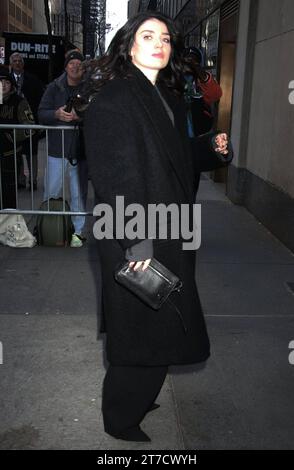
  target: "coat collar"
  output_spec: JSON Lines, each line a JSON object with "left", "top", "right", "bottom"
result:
{"left": 126, "top": 63, "right": 191, "bottom": 201}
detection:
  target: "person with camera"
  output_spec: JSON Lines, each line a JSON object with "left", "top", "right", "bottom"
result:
{"left": 183, "top": 47, "right": 222, "bottom": 137}
{"left": 38, "top": 50, "right": 88, "bottom": 247}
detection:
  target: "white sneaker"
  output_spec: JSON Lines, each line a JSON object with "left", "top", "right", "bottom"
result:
{"left": 70, "top": 233, "right": 83, "bottom": 248}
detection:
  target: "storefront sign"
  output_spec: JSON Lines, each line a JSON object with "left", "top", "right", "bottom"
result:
{"left": 2, "top": 32, "right": 71, "bottom": 83}
{"left": 10, "top": 41, "right": 57, "bottom": 60}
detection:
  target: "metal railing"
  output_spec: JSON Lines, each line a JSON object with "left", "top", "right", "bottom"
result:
{"left": 0, "top": 124, "right": 92, "bottom": 216}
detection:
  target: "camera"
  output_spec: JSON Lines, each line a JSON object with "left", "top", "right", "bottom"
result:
{"left": 64, "top": 96, "right": 75, "bottom": 113}
{"left": 64, "top": 94, "right": 91, "bottom": 114}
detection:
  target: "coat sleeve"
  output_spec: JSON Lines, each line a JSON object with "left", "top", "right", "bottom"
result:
{"left": 191, "top": 131, "right": 233, "bottom": 173}
{"left": 84, "top": 94, "right": 152, "bottom": 254}
{"left": 15, "top": 98, "right": 35, "bottom": 142}
{"left": 125, "top": 239, "right": 153, "bottom": 261}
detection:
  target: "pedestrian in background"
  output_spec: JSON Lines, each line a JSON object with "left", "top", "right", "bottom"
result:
{"left": 0, "top": 67, "right": 35, "bottom": 208}
{"left": 183, "top": 46, "right": 222, "bottom": 137}
{"left": 38, "top": 50, "right": 88, "bottom": 248}
{"left": 9, "top": 52, "right": 44, "bottom": 190}
{"left": 84, "top": 12, "right": 232, "bottom": 442}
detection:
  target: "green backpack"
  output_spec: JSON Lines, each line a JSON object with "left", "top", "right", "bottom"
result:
{"left": 34, "top": 198, "right": 74, "bottom": 247}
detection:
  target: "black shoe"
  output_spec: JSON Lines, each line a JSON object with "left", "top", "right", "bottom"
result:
{"left": 105, "top": 426, "right": 151, "bottom": 442}
{"left": 77, "top": 234, "right": 87, "bottom": 242}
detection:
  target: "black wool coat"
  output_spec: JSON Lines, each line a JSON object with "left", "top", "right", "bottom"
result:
{"left": 84, "top": 64, "right": 232, "bottom": 367}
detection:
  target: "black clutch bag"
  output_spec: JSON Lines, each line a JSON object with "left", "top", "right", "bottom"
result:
{"left": 114, "top": 257, "right": 183, "bottom": 310}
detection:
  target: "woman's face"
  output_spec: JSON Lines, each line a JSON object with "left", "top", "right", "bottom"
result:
{"left": 130, "top": 19, "right": 172, "bottom": 73}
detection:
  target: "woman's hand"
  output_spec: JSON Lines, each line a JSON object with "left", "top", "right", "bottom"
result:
{"left": 129, "top": 259, "right": 152, "bottom": 271}
{"left": 214, "top": 133, "right": 229, "bottom": 155}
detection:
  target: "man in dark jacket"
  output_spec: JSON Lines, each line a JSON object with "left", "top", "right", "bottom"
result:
{"left": 38, "top": 50, "right": 88, "bottom": 247}
{"left": 0, "top": 67, "right": 35, "bottom": 208}
{"left": 9, "top": 52, "right": 45, "bottom": 189}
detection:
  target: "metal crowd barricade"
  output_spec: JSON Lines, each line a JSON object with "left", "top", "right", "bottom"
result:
{"left": 0, "top": 124, "right": 92, "bottom": 216}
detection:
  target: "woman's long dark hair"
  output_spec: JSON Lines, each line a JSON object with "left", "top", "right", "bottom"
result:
{"left": 81, "top": 11, "right": 185, "bottom": 99}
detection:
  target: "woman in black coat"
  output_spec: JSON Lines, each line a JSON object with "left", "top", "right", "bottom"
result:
{"left": 83, "top": 11, "right": 232, "bottom": 442}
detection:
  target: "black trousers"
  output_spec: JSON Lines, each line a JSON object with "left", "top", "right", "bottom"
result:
{"left": 102, "top": 365, "right": 168, "bottom": 434}
{"left": 19, "top": 137, "right": 39, "bottom": 184}
{"left": 0, "top": 155, "right": 17, "bottom": 209}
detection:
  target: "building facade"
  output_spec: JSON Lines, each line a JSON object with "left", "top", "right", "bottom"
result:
{"left": 0, "top": 0, "right": 33, "bottom": 34}
{"left": 128, "top": 0, "right": 141, "bottom": 18}
{"left": 0, "top": 0, "right": 44, "bottom": 64}
{"left": 127, "top": 0, "right": 294, "bottom": 252}
{"left": 32, "top": 0, "right": 48, "bottom": 34}
{"left": 50, "top": 0, "right": 83, "bottom": 51}
{"left": 106, "top": 0, "right": 128, "bottom": 51}
{"left": 228, "top": 0, "right": 294, "bottom": 251}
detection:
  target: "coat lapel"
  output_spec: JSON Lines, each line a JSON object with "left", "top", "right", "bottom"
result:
{"left": 127, "top": 65, "right": 191, "bottom": 201}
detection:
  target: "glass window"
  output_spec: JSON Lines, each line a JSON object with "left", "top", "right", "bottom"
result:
{"left": 186, "top": 25, "right": 201, "bottom": 49}
{"left": 9, "top": 0, "right": 15, "bottom": 17}
{"left": 16, "top": 6, "right": 21, "bottom": 22}
{"left": 201, "top": 10, "right": 220, "bottom": 74}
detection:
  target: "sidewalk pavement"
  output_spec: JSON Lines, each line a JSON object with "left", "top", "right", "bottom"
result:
{"left": 0, "top": 176, "right": 294, "bottom": 450}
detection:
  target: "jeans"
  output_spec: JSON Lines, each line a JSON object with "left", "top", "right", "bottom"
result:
{"left": 43, "top": 156, "right": 88, "bottom": 235}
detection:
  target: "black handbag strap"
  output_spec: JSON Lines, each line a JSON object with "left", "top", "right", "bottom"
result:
{"left": 167, "top": 298, "right": 187, "bottom": 334}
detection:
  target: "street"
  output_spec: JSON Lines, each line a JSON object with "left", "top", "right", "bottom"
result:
{"left": 1, "top": 176, "right": 294, "bottom": 450}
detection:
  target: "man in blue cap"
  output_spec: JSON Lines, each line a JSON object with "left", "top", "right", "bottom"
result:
{"left": 38, "top": 50, "right": 88, "bottom": 248}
